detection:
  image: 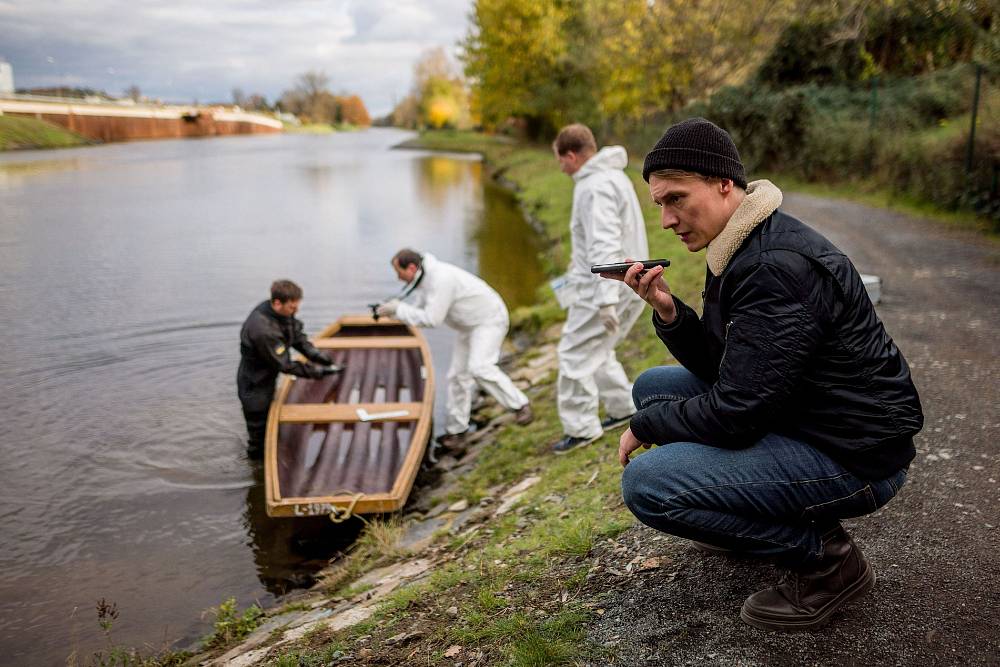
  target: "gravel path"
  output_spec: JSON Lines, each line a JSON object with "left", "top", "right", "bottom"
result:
{"left": 584, "top": 195, "right": 1000, "bottom": 666}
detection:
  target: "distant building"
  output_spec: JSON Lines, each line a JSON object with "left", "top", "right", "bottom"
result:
{"left": 0, "top": 61, "right": 13, "bottom": 95}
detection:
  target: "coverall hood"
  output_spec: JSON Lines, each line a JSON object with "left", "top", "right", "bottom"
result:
{"left": 573, "top": 146, "right": 629, "bottom": 182}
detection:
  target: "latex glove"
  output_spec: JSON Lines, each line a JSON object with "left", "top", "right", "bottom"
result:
{"left": 599, "top": 304, "right": 619, "bottom": 336}
{"left": 376, "top": 299, "right": 400, "bottom": 318}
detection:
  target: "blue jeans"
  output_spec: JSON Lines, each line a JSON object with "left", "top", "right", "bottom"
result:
{"left": 621, "top": 366, "right": 907, "bottom": 564}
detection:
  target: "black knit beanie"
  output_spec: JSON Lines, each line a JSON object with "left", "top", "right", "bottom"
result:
{"left": 642, "top": 117, "right": 747, "bottom": 188}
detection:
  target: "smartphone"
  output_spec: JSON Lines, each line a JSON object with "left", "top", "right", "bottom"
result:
{"left": 590, "top": 259, "right": 670, "bottom": 274}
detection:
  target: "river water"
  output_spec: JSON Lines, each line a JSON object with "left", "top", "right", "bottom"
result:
{"left": 0, "top": 129, "right": 545, "bottom": 665}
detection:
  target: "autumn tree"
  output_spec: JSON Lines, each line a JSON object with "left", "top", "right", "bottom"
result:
{"left": 390, "top": 94, "right": 421, "bottom": 129}
{"left": 390, "top": 48, "right": 472, "bottom": 129}
{"left": 462, "top": 0, "right": 597, "bottom": 137}
{"left": 279, "top": 70, "right": 337, "bottom": 122}
{"left": 415, "top": 48, "right": 472, "bottom": 129}
{"left": 337, "top": 95, "right": 371, "bottom": 126}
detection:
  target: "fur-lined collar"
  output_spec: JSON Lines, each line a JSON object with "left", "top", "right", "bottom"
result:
{"left": 706, "top": 179, "right": 783, "bottom": 276}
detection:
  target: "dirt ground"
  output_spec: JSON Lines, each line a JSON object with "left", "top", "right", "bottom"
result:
{"left": 582, "top": 195, "right": 1000, "bottom": 666}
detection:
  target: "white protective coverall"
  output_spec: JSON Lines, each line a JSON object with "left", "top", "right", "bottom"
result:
{"left": 558, "top": 146, "right": 649, "bottom": 439}
{"left": 394, "top": 253, "right": 529, "bottom": 435}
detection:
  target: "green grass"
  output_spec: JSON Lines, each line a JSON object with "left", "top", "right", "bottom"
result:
{"left": 0, "top": 114, "right": 88, "bottom": 150}
{"left": 202, "top": 597, "right": 264, "bottom": 650}
{"left": 506, "top": 609, "right": 589, "bottom": 666}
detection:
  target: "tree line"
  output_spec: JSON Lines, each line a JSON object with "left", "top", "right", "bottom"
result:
{"left": 460, "top": 0, "right": 996, "bottom": 140}
{"left": 231, "top": 71, "right": 371, "bottom": 127}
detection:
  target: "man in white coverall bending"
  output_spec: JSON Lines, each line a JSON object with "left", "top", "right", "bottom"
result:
{"left": 377, "top": 249, "right": 533, "bottom": 449}
{"left": 551, "top": 123, "right": 649, "bottom": 454}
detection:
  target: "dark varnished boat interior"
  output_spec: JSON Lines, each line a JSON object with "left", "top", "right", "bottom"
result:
{"left": 265, "top": 319, "right": 434, "bottom": 517}
{"left": 278, "top": 324, "right": 423, "bottom": 497}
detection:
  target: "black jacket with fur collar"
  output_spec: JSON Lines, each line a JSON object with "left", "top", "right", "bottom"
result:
{"left": 629, "top": 208, "right": 923, "bottom": 480}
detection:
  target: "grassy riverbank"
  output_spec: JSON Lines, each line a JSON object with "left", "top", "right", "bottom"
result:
{"left": 0, "top": 115, "right": 88, "bottom": 150}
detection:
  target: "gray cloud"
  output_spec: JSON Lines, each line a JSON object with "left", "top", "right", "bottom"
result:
{"left": 0, "top": 0, "right": 471, "bottom": 115}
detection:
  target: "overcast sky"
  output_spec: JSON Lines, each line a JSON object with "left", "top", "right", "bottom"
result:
{"left": 0, "top": 0, "right": 472, "bottom": 115}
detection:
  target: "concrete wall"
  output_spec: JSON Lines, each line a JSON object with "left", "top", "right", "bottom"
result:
{"left": 0, "top": 96, "right": 282, "bottom": 142}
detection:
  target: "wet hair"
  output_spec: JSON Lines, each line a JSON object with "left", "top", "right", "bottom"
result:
{"left": 270, "top": 279, "right": 303, "bottom": 303}
{"left": 393, "top": 248, "right": 423, "bottom": 270}
{"left": 553, "top": 123, "right": 597, "bottom": 156}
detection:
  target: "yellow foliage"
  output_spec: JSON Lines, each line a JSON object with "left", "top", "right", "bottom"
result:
{"left": 427, "top": 97, "right": 459, "bottom": 128}
{"left": 462, "top": 0, "right": 804, "bottom": 134}
{"left": 391, "top": 47, "right": 472, "bottom": 130}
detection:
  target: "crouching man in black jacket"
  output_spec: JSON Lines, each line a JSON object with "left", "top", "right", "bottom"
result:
{"left": 604, "top": 118, "right": 923, "bottom": 630}
{"left": 237, "top": 280, "right": 341, "bottom": 458}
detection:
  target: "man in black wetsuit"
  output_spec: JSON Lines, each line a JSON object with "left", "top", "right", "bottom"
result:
{"left": 237, "top": 279, "right": 341, "bottom": 458}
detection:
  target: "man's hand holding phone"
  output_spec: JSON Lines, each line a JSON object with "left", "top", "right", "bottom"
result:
{"left": 595, "top": 258, "right": 677, "bottom": 324}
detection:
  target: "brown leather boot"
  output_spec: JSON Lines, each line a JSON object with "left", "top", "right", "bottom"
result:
{"left": 514, "top": 403, "right": 534, "bottom": 426}
{"left": 740, "top": 524, "right": 875, "bottom": 631}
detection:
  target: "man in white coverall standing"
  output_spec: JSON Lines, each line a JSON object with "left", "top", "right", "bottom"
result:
{"left": 551, "top": 123, "right": 649, "bottom": 454}
{"left": 377, "top": 249, "right": 533, "bottom": 449}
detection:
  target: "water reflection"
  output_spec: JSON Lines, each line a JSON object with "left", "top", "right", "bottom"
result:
{"left": 476, "top": 179, "right": 546, "bottom": 308}
{"left": 415, "top": 154, "right": 476, "bottom": 208}
{"left": 0, "top": 157, "right": 83, "bottom": 188}
{"left": 243, "top": 463, "right": 363, "bottom": 596}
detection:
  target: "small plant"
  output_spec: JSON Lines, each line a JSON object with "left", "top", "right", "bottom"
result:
{"left": 80, "top": 598, "right": 190, "bottom": 667}
{"left": 355, "top": 516, "right": 406, "bottom": 559}
{"left": 96, "top": 598, "right": 120, "bottom": 636}
{"left": 204, "top": 597, "right": 264, "bottom": 649}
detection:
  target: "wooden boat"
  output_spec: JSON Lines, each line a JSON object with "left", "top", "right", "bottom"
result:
{"left": 264, "top": 315, "right": 435, "bottom": 519}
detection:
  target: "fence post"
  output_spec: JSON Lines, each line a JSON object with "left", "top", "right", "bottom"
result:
{"left": 965, "top": 63, "right": 983, "bottom": 174}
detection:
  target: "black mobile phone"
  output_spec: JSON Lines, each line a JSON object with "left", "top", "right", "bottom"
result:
{"left": 590, "top": 259, "right": 670, "bottom": 274}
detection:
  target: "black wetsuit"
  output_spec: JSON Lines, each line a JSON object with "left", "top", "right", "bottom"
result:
{"left": 237, "top": 301, "right": 332, "bottom": 456}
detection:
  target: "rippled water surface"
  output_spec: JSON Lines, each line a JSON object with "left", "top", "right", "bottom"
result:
{"left": 0, "top": 129, "right": 544, "bottom": 664}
